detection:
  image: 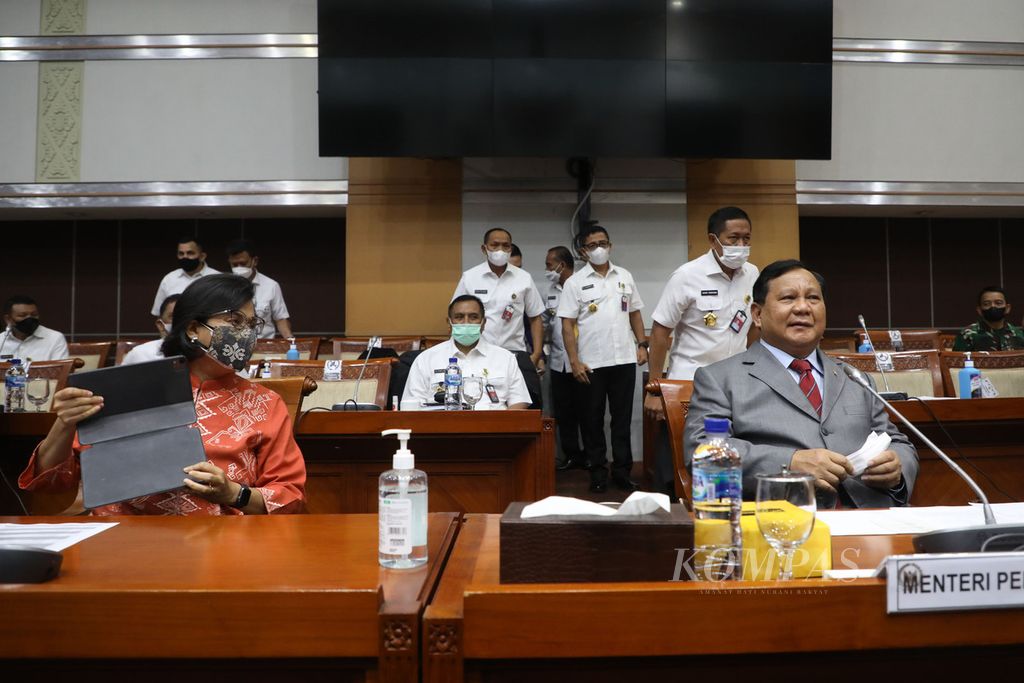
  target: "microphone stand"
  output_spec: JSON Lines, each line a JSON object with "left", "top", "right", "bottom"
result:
{"left": 843, "top": 364, "right": 1024, "bottom": 553}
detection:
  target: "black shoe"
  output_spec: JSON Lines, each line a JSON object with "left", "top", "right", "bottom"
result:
{"left": 589, "top": 481, "right": 608, "bottom": 493}
{"left": 612, "top": 476, "right": 640, "bottom": 492}
{"left": 556, "top": 458, "right": 589, "bottom": 472}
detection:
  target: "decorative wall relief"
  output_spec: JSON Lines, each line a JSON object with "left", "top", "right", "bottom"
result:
{"left": 36, "top": 62, "right": 84, "bottom": 182}
{"left": 41, "top": 0, "right": 86, "bottom": 35}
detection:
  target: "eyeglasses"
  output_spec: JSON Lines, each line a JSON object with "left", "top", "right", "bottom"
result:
{"left": 205, "top": 308, "right": 265, "bottom": 334}
{"left": 584, "top": 240, "right": 610, "bottom": 250}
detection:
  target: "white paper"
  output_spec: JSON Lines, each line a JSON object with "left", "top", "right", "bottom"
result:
{"left": 817, "top": 503, "right": 1024, "bottom": 536}
{"left": 823, "top": 568, "right": 877, "bottom": 580}
{"left": 520, "top": 492, "right": 670, "bottom": 519}
{"left": 846, "top": 431, "right": 891, "bottom": 477}
{"left": 0, "top": 522, "right": 117, "bottom": 552}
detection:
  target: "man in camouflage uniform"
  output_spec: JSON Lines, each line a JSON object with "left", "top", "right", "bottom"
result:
{"left": 952, "top": 285, "right": 1024, "bottom": 352}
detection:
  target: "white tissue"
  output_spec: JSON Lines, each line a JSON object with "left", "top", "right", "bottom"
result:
{"left": 520, "top": 492, "right": 671, "bottom": 519}
{"left": 846, "top": 431, "right": 891, "bottom": 477}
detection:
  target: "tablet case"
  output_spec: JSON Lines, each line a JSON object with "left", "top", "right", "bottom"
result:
{"left": 67, "top": 356, "right": 206, "bottom": 509}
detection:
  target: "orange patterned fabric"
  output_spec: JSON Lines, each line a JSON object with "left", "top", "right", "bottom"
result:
{"left": 20, "top": 369, "right": 306, "bottom": 515}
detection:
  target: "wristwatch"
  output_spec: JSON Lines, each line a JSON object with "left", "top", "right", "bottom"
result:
{"left": 637, "top": 341, "right": 650, "bottom": 349}
{"left": 231, "top": 484, "right": 252, "bottom": 509}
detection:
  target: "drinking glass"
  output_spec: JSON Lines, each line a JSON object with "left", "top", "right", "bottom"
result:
{"left": 461, "top": 376, "right": 484, "bottom": 410}
{"left": 755, "top": 469, "right": 816, "bottom": 580}
{"left": 26, "top": 377, "right": 51, "bottom": 412}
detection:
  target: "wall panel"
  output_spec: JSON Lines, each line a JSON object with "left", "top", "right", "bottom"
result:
{"left": 931, "top": 219, "right": 1000, "bottom": 328}
{"left": 887, "top": 218, "right": 932, "bottom": 329}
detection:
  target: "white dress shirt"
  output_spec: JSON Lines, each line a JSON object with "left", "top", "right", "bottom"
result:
{"left": 400, "top": 338, "right": 531, "bottom": 410}
{"left": 557, "top": 261, "right": 644, "bottom": 370}
{"left": 151, "top": 263, "right": 220, "bottom": 316}
{"left": 452, "top": 262, "right": 544, "bottom": 352}
{"left": 542, "top": 281, "right": 570, "bottom": 373}
{"left": 121, "top": 339, "right": 165, "bottom": 365}
{"left": 251, "top": 271, "right": 291, "bottom": 339}
{"left": 0, "top": 324, "right": 69, "bottom": 361}
{"left": 759, "top": 339, "right": 826, "bottom": 405}
{"left": 651, "top": 249, "right": 759, "bottom": 380}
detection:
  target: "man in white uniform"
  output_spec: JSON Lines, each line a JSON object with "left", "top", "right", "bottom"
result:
{"left": 226, "top": 239, "right": 292, "bottom": 339}
{"left": 643, "top": 206, "right": 759, "bottom": 494}
{"left": 452, "top": 228, "right": 545, "bottom": 371}
{"left": 0, "top": 296, "right": 69, "bottom": 361}
{"left": 559, "top": 226, "right": 648, "bottom": 493}
{"left": 151, "top": 237, "right": 219, "bottom": 316}
{"left": 543, "top": 246, "right": 586, "bottom": 471}
{"left": 401, "top": 295, "right": 531, "bottom": 410}
{"left": 121, "top": 294, "right": 179, "bottom": 365}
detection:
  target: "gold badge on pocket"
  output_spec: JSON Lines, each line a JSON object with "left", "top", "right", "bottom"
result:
{"left": 588, "top": 302, "right": 598, "bottom": 313}
{"left": 703, "top": 311, "right": 717, "bottom": 327}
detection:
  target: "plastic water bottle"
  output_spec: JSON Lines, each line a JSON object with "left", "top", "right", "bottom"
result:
{"left": 857, "top": 334, "right": 873, "bottom": 354}
{"left": 958, "top": 352, "right": 982, "bottom": 399}
{"left": 691, "top": 417, "right": 743, "bottom": 581}
{"left": 444, "top": 357, "right": 462, "bottom": 411}
{"left": 285, "top": 337, "right": 300, "bottom": 360}
{"left": 4, "top": 359, "right": 27, "bottom": 413}
{"left": 379, "top": 429, "right": 428, "bottom": 569}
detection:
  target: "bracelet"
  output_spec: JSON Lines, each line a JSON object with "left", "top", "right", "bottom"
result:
{"left": 637, "top": 341, "right": 650, "bottom": 349}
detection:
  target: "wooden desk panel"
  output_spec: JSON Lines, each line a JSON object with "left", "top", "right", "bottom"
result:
{"left": 0, "top": 513, "right": 459, "bottom": 682}
{"left": 424, "top": 514, "right": 1024, "bottom": 683}
{"left": 296, "top": 411, "right": 555, "bottom": 514}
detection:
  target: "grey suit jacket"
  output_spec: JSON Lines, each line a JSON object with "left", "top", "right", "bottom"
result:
{"left": 683, "top": 342, "right": 919, "bottom": 507}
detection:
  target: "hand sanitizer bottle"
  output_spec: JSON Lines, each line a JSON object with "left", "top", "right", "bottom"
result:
{"left": 958, "top": 352, "right": 983, "bottom": 399}
{"left": 378, "top": 429, "right": 428, "bottom": 568}
{"left": 285, "top": 337, "right": 300, "bottom": 360}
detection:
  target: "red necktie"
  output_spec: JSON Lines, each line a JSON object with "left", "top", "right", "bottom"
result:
{"left": 789, "top": 359, "right": 822, "bottom": 417}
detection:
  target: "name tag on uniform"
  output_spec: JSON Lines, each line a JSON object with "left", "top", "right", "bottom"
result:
{"left": 474, "top": 289, "right": 488, "bottom": 295}
{"left": 485, "top": 383, "right": 500, "bottom": 404}
{"left": 433, "top": 368, "right": 446, "bottom": 375}
{"left": 701, "top": 289, "right": 719, "bottom": 296}
{"left": 582, "top": 284, "right": 595, "bottom": 291}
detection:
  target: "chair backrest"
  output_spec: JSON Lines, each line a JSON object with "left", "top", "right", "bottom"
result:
{"left": 940, "top": 333, "right": 957, "bottom": 351}
{"left": 271, "top": 359, "right": 391, "bottom": 409}
{"left": 421, "top": 336, "right": 449, "bottom": 350}
{"left": 251, "top": 336, "right": 320, "bottom": 362}
{"left": 820, "top": 336, "right": 855, "bottom": 352}
{"left": 0, "top": 358, "right": 76, "bottom": 411}
{"left": 852, "top": 329, "right": 942, "bottom": 351}
{"left": 249, "top": 376, "right": 317, "bottom": 424}
{"left": 114, "top": 338, "right": 152, "bottom": 365}
{"left": 827, "top": 350, "right": 944, "bottom": 397}
{"left": 330, "top": 336, "right": 423, "bottom": 360}
{"left": 939, "top": 351, "right": 1024, "bottom": 397}
{"left": 67, "top": 341, "right": 114, "bottom": 369}
{"left": 645, "top": 379, "right": 694, "bottom": 510}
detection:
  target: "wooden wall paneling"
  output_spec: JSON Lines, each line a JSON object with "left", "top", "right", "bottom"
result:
{"left": 243, "top": 217, "right": 346, "bottom": 335}
{"left": 931, "top": 218, "right": 1000, "bottom": 328}
{"left": 685, "top": 159, "right": 799, "bottom": 267}
{"left": 800, "top": 217, "right": 887, "bottom": 330}
{"left": 887, "top": 218, "right": 933, "bottom": 328}
{"left": 346, "top": 158, "right": 463, "bottom": 336}
{"left": 0, "top": 221, "right": 74, "bottom": 334}
{"left": 1001, "top": 219, "right": 1024, "bottom": 322}
{"left": 71, "top": 220, "right": 119, "bottom": 338}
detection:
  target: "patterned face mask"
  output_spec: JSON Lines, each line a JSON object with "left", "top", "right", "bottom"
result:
{"left": 199, "top": 322, "right": 258, "bottom": 371}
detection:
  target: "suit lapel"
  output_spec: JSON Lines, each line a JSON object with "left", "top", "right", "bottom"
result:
{"left": 744, "top": 343, "right": 820, "bottom": 421}
{"left": 819, "top": 350, "right": 846, "bottom": 423}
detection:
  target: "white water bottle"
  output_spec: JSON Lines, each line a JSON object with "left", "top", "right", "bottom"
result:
{"left": 4, "top": 359, "right": 27, "bottom": 413}
{"left": 378, "top": 429, "right": 428, "bottom": 569}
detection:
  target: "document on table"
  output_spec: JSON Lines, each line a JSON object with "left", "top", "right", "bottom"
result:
{"left": 817, "top": 503, "right": 1024, "bottom": 536}
{"left": 0, "top": 523, "right": 117, "bottom": 551}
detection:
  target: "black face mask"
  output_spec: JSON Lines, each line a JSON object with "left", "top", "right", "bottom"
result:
{"left": 982, "top": 306, "right": 1007, "bottom": 323}
{"left": 13, "top": 317, "right": 40, "bottom": 336}
{"left": 179, "top": 257, "right": 201, "bottom": 272}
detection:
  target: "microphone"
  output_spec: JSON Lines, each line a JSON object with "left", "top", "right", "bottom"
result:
{"left": 856, "top": 314, "right": 908, "bottom": 400}
{"left": 842, "top": 363, "right": 1024, "bottom": 552}
{"left": 335, "top": 336, "right": 384, "bottom": 411}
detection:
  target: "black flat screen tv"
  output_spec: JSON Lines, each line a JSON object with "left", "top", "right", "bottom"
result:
{"left": 318, "top": 0, "right": 832, "bottom": 159}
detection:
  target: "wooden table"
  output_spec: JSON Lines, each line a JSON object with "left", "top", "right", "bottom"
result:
{"left": 295, "top": 411, "right": 555, "bottom": 514}
{"left": 888, "top": 397, "right": 1024, "bottom": 505}
{"left": 423, "top": 514, "right": 1024, "bottom": 683}
{"left": 0, "top": 513, "right": 459, "bottom": 682}
{"left": 0, "top": 410, "right": 555, "bottom": 515}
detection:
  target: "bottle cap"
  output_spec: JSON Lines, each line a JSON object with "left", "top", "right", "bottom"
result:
{"left": 704, "top": 417, "right": 730, "bottom": 434}
{"left": 382, "top": 428, "right": 414, "bottom": 469}
{"left": 9, "top": 359, "right": 21, "bottom": 365}
{"left": 449, "top": 357, "right": 458, "bottom": 364}
{"left": 965, "top": 351, "right": 974, "bottom": 368}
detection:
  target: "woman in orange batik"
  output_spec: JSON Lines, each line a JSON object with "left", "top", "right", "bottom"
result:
{"left": 20, "top": 274, "right": 306, "bottom": 515}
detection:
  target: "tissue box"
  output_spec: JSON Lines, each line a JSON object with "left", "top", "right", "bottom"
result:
{"left": 500, "top": 502, "right": 694, "bottom": 584}
{"left": 740, "top": 501, "right": 832, "bottom": 580}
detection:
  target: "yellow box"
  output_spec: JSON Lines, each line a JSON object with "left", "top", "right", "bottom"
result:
{"left": 740, "top": 501, "right": 831, "bottom": 580}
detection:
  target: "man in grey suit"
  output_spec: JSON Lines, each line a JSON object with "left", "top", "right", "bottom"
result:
{"left": 684, "top": 259, "right": 918, "bottom": 508}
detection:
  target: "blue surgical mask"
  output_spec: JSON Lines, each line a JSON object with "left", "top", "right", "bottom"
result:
{"left": 451, "top": 323, "right": 482, "bottom": 346}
